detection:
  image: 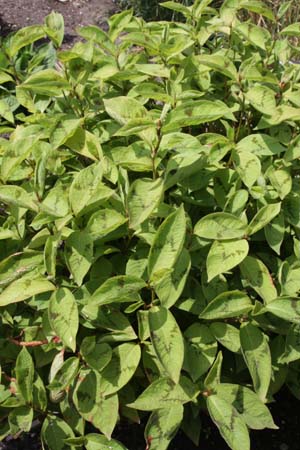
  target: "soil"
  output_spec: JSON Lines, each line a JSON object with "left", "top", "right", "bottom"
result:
{"left": 0, "top": 388, "right": 299, "bottom": 450}
{"left": 0, "top": 0, "right": 118, "bottom": 43}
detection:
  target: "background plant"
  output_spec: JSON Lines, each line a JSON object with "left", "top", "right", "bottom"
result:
{"left": 1, "top": 1, "right": 300, "bottom": 450}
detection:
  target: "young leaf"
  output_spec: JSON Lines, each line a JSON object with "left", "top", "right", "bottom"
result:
{"left": 199, "top": 290, "right": 253, "bottom": 320}
{"left": 194, "top": 213, "right": 247, "bottom": 240}
{"left": 48, "top": 288, "right": 79, "bottom": 352}
{"left": 45, "top": 11, "right": 64, "bottom": 47}
{"left": 207, "top": 239, "right": 249, "bottom": 281}
{"left": 207, "top": 395, "right": 250, "bottom": 450}
{"left": 148, "top": 205, "right": 186, "bottom": 281}
{"left": 240, "top": 323, "right": 272, "bottom": 402}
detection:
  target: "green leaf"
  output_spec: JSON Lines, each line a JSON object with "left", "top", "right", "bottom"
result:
{"left": 0, "top": 276, "right": 55, "bottom": 307}
{"left": 240, "top": 1, "right": 275, "bottom": 21}
{"left": 199, "top": 290, "right": 253, "bottom": 320}
{"left": 48, "top": 288, "right": 79, "bottom": 352}
{"left": 281, "top": 22, "right": 300, "bottom": 36}
{"left": 204, "top": 351, "right": 223, "bottom": 390}
{"left": 64, "top": 231, "right": 93, "bottom": 286}
{"left": 240, "top": 323, "right": 272, "bottom": 402}
{"left": 149, "top": 306, "right": 184, "bottom": 384}
{"left": 148, "top": 205, "right": 186, "bottom": 281}
{"left": 69, "top": 163, "right": 113, "bottom": 216}
{"left": 153, "top": 248, "right": 191, "bottom": 308}
{"left": 84, "top": 434, "right": 129, "bottom": 450}
{"left": 207, "top": 239, "right": 249, "bottom": 281}
{"left": 0, "top": 98, "right": 14, "bottom": 124}
{"left": 210, "top": 323, "right": 241, "bottom": 353}
{"left": 50, "top": 119, "right": 81, "bottom": 150}
{"left": 144, "top": 404, "right": 184, "bottom": 450}
{"left": 279, "top": 324, "right": 300, "bottom": 364}
{"left": 234, "top": 22, "right": 270, "bottom": 50}
{"left": 240, "top": 256, "right": 277, "bottom": 304}
{"left": 21, "top": 69, "right": 70, "bottom": 96}
{"left": 265, "top": 213, "right": 285, "bottom": 255}
{"left": 162, "top": 100, "right": 234, "bottom": 133}
{"left": 207, "top": 395, "right": 250, "bottom": 450}
{"left": 128, "top": 178, "right": 164, "bottom": 229}
{"left": 236, "top": 134, "right": 284, "bottom": 156}
{"left": 245, "top": 85, "right": 276, "bottom": 115}
{"left": 127, "top": 376, "right": 198, "bottom": 410}
{"left": 80, "top": 337, "right": 112, "bottom": 372}
{"left": 232, "top": 150, "right": 261, "bottom": 188}
{"left": 44, "top": 233, "right": 60, "bottom": 279}
{"left": 42, "top": 416, "right": 75, "bottom": 450}
{"left": 104, "top": 96, "right": 147, "bottom": 125}
{"left": 87, "top": 275, "right": 145, "bottom": 307}
{"left": 7, "top": 25, "right": 46, "bottom": 57}
{"left": 0, "top": 185, "right": 38, "bottom": 211}
{"left": 45, "top": 11, "right": 64, "bottom": 47}
{"left": 247, "top": 203, "right": 281, "bottom": 236}
{"left": 15, "top": 348, "right": 34, "bottom": 404}
{"left": 194, "top": 213, "right": 247, "bottom": 240}
{"left": 265, "top": 297, "right": 300, "bottom": 324}
{"left": 73, "top": 369, "right": 118, "bottom": 438}
{"left": 183, "top": 324, "right": 217, "bottom": 381}
{"left": 85, "top": 208, "right": 127, "bottom": 241}
{"left": 99, "top": 343, "right": 141, "bottom": 395}
{"left": 195, "top": 54, "right": 238, "bottom": 80}
{"left": 216, "top": 383, "right": 277, "bottom": 430}
{"left": 268, "top": 167, "right": 292, "bottom": 200}
{"left": 48, "top": 357, "right": 79, "bottom": 391}
{"left": 9, "top": 406, "right": 33, "bottom": 434}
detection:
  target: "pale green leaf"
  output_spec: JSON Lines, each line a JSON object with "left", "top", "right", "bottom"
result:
{"left": 207, "top": 239, "right": 249, "bottom": 281}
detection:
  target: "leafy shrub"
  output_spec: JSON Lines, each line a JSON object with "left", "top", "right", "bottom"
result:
{"left": 117, "top": 0, "right": 194, "bottom": 21}
{"left": 1, "top": 1, "right": 300, "bottom": 449}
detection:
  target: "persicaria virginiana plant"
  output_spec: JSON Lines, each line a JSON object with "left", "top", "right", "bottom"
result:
{"left": 1, "top": 1, "right": 300, "bottom": 449}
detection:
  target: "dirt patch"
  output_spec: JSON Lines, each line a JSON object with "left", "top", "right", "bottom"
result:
{"left": 0, "top": 0, "right": 118, "bottom": 42}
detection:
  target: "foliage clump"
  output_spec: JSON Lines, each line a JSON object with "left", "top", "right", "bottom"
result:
{"left": 1, "top": 1, "right": 300, "bottom": 449}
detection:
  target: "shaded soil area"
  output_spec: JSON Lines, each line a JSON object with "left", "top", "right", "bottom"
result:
{"left": 0, "top": 0, "right": 118, "bottom": 43}
{"left": 0, "top": 388, "right": 299, "bottom": 449}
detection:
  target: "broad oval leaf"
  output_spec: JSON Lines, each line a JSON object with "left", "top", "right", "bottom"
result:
{"left": 247, "top": 203, "right": 281, "bottom": 236}
{"left": 73, "top": 369, "right": 118, "bottom": 438}
{"left": 207, "top": 239, "right": 249, "bottom": 282}
{"left": 265, "top": 297, "right": 300, "bottom": 324}
{"left": 194, "top": 213, "right": 247, "bottom": 240}
{"left": 144, "top": 404, "right": 184, "bottom": 450}
{"left": 199, "top": 290, "right": 253, "bottom": 320}
{"left": 216, "top": 383, "right": 277, "bottom": 430}
{"left": 15, "top": 347, "right": 34, "bottom": 404}
{"left": 148, "top": 205, "right": 186, "bottom": 281}
{"left": 149, "top": 306, "right": 184, "bottom": 384}
{"left": 128, "top": 177, "right": 164, "bottom": 229}
{"left": 240, "top": 256, "right": 277, "bottom": 304}
{"left": 207, "top": 395, "right": 250, "bottom": 450}
{"left": 240, "top": 323, "right": 272, "bottom": 402}
{"left": 41, "top": 415, "right": 75, "bottom": 450}
{"left": 127, "top": 376, "right": 198, "bottom": 411}
{"left": 232, "top": 150, "right": 261, "bottom": 188}
{"left": 99, "top": 343, "right": 141, "bottom": 395}
{"left": 80, "top": 337, "right": 112, "bottom": 372}
{"left": 21, "top": 69, "right": 70, "bottom": 96}
{"left": 0, "top": 276, "right": 55, "bottom": 307}
{"left": 64, "top": 231, "right": 93, "bottom": 286}
{"left": 48, "top": 288, "right": 79, "bottom": 352}
{"left": 210, "top": 323, "right": 241, "bottom": 354}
